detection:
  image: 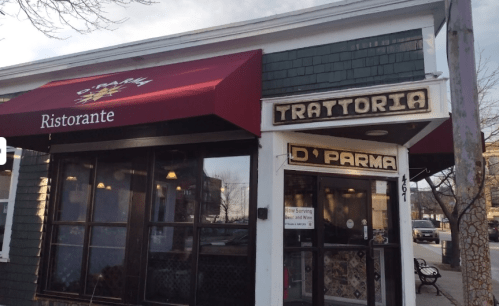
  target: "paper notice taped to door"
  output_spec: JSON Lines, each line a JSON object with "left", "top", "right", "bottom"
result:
{"left": 285, "top": 207, "right": 314, "bottom": 229}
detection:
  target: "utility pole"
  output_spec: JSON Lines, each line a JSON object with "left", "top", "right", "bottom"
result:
{"left": 447, "top": 0, "right": 494, "bottom": 305}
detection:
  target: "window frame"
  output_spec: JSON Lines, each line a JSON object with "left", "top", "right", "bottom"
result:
{"left": 39, "top": 140, "right": 258, "bottom": 305}
{"left": 0, "top": 147, "right": 22, "bottom": 262}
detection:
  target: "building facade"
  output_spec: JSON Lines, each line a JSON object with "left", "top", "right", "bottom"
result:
{"left": 0, "top": 0, "right": 449, "bottom": 305}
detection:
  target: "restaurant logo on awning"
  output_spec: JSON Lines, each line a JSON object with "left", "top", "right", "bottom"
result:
{"left": 274, "top": 88, "right": 429, "bottom": 125}
{"left": 39, "top": 77, "right": 154, "bottom": 130}
{"left": 75, "top": 77, "right": 153, "bottom": 105}
{"left": 288, "top": 144, "right": 397, "bottom": 172}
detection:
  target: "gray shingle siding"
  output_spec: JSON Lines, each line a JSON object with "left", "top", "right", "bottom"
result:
{"left": 262, "top": 29, "right": 425, "bottom": 97}
{"left": 0, "top": 150, "right": 49, "bottom": 306}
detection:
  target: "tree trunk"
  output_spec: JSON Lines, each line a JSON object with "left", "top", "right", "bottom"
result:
{"left": 448, "top": 0, "right": 494, "bottom": 304}
{"left": 449, "top": 219, "right": 461, "bottom": 268}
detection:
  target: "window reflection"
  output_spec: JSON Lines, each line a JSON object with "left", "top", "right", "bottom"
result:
{"left": 152, "top": 151, "right": 197, "bottom": 223}
{"left": 284, "top": 251, "right": 314, "bottom": 305}
{"left": 146, "top": 226, "right": 193, "bottom": 304}
{"left": 57, "top": 159, "right": 92, "bottom": 221}
{"left": 93, "top": 161, "right": 132, "bottom": 223}
{"left": 371, "top": 181, "right": 393, "bottom": 245}
{"left": 201, "top": 156, "right": 250, "bottom": 224}
{"left": 48, "top": 226, "right": 84, "bottom": 293}
{"left": 284, "top": 174, "right": 315, "bottom": 247}
{"left": 323, "top": 187, "right": 367, "bottom": 245}
{"left": 86, "top": 226, "right": 126, "bottom": 298}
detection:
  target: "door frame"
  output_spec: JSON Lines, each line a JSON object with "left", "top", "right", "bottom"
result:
{"left": 283, "top": 171, "right": 402, "bottom": 306}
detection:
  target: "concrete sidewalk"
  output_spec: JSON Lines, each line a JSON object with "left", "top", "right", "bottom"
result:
{"left": 413, "top": 240, "right": 499, "bottom": 306}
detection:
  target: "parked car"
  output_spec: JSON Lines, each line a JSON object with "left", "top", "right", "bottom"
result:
{"left": 489, "top": 221, "right": 499, "bottom": 242}
{"left": 412, "top": 220, "right": 440, "bottom": 244}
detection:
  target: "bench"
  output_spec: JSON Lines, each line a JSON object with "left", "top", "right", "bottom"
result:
{"left": 414, "top": 258, "right": 441, "bottom": 295}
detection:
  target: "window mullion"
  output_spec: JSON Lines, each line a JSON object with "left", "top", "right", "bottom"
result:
{"left": 79, "top": 157, "right": 97, "bottom": 297}
{"left": 189, "top": 151, "right": 204, "bottom": 306}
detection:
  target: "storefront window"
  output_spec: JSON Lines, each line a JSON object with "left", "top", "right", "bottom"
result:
{"left": 47, "top": 154, "right": 134, "bottom": 298}
{"left": 44, "top": 143, "right": 256, "bottom": 305}
{"left": 86, "top": 226, "right": 127, "bottom": 297}
{"left": 93, "top": 161, "right": 132, "bottom": 222}
{"left": 56, "top": 158, "right": 91, "bottom": 222}
{"left": 197, "top": 228, "right": 250, "bottom": 305}
{"left": 146, "top": 226, "right": 193, "bottom": 304}
{"left": 201, "top": 156, "right": 250, "bottom": 224}
{"left": 47, "top": 225, "right": 84, "bottom": 292}
{"left": 151, "top": 151, "right": 197, "bottom": 223}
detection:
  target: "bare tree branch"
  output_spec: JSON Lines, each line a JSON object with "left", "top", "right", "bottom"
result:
{"left": 1, "top": 0, "right": 156, "bottom": 39}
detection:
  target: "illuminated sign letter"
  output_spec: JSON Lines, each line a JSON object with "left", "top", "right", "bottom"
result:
{"left": 322, "top": 100, "right": 337, "bottom": 116}
{"left": 354, "top": 98, "right": 370, "bottom": 114}
{"left": 307, "top": 102, "right": 321, "bottom": 118}
{"left": 369, "top": 155, "right": 383, "bottom": 169}
{"left": 292, "top": 147, "right": 309, "bottom": 162}
{"left": 340, "top": 152, "right": 355, "bottom": 166}
{"left": 292, "top": 104, "right": 306, "bottom": 120}
{"left": 355, "top": 153, "right": 369, "bottom": 167}
{"left": 324, "top": 151, "right": 339, "bottom": 164}
{"left": 388, "top": 93, "right": 405, "bottom": 111}
{"left": 371, "top": 96, "right": 387, "bottom": 112}
{"left": 407, "top": 91, "right": 426, "bottom": 109}
{"left": 338, "top": 99, "right": 353, "bottom": 115}
{"left": 383, "top": 156, "right": 397, "bottom": 170}
{"left": 276, "top": 105, "right": 291, "bottom": 121}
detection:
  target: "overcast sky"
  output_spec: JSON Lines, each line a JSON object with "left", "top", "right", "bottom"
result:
{"left": 1, "top": 0, "right": 497, "bottom": 75}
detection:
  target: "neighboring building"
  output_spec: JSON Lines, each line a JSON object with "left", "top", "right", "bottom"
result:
{"left": 0, "top": 1, "right": 450, "bottom": 305}
{"left": 484, "top": 143, "right": 499, "bottom": 222}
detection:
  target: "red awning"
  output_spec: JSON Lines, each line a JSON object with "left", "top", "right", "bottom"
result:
{"left": 0, "top": 50, "right": 262, "bottom": 139}
{"left": 409, "top": 116, "right": 485, "bottom": 181}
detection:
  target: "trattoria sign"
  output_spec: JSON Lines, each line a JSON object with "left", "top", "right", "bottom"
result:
{"left": 288, "top": 144, "right": 397, "bottom": 172}
{"left": 274, "top": 88, "right": 429, "bottom": 125}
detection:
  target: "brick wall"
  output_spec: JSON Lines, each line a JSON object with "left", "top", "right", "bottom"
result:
{"left": 0, "top": 150, "right": 49, "bottom": 306}
{"left": 262, "top": 29, "right": 424, "bottom": 97}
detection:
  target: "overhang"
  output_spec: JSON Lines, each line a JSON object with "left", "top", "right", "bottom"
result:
{"left": 409, "top": 116, "right": 486, "bottom": 181}
{"left": 0, "top": 50, "right": 262, "bottom": 151}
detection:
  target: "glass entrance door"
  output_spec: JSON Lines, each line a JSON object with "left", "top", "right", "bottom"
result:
{"left": 320, "top": 177, "right": 374, "bottom": 306}
{"left": 283, "top": 173, "right": 401, "bottom": 306}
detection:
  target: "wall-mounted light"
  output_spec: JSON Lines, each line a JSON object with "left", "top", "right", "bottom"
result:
{"left": 66, "top": 176, "right": 77, "bottom": 181}
{"left": 176, "top": 186, "right": 181, "bottom": 191}
{"left": 105, "top": 186, "right": 112, "bottom": 190}
{"left": 166, "top": 171, "right": 177, "bottom": 180}
{"left": 97, "top": 182, "right": 105, "bottom": 189}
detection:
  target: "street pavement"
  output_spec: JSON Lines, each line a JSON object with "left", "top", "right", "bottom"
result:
{"left": 414, "top": 229, "right": 499, "bottom": 306}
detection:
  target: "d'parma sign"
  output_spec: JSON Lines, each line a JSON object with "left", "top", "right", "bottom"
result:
{"left": 288, "top": 144, "right": 397, "bottom": 172}
{"left": 274, "top": 88, "right": 429, "bottom": 125}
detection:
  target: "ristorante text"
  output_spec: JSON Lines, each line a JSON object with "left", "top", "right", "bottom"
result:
{"left": 40, "top": 110, "right": 114, "bottom": 129}
{"left": 273, "top": 88, "right": 429, "bottom": 125}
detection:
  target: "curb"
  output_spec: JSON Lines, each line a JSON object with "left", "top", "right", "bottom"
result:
{"left": 437, "top": 284, "right": 462, "bottom": 306}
